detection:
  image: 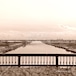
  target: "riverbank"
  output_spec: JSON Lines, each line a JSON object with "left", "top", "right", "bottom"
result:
{"left": 0, "top": 44, "right": 22, "bottom": 54}
{"left": 0, "top": 41, "right": 27, "bottom": 54}
{"left": 42, "top": 41, "right": 76, "bottom": 53}
{"left": 50, "top": 43, "right": 76, "bottom": 53}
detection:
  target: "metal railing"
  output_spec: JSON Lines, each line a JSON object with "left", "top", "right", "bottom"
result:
{"left": 0, "top": 54, "right": 76, "bottom": 67}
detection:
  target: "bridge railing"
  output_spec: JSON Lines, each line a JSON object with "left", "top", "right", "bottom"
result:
{"left": 0, "top": 54, "right": 76, "bottom": 67}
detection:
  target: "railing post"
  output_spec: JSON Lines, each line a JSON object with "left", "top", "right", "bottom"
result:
{"left": 18, "top": 55, "right": 20, "bottom": 67}
{"left": 56, "top": 55, "right": 58, "bottom": 67}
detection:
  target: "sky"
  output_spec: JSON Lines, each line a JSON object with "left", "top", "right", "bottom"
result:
{"left": 0, "top": 0, "right": 76, "bottom": 31}
{"left": 0, "top": 0, "right": 76, "bottom": 39}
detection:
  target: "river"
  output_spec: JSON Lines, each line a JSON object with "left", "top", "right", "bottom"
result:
{"left": 7, "top": 41, "right": 73, "bottom": 54}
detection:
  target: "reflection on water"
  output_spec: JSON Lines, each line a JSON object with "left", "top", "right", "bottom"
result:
{"left": 7, "top": 41, "right": 73, "bottom": 54}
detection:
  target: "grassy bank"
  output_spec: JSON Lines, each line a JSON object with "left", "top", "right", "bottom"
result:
{"left": 42, "top": 41, "right": 76, "bottom": 53}
{"left": 50, "top": 43, "right": 76, "bottom": 53}
{"left": 0, "top": 41, "right": 27, "bottom": 54}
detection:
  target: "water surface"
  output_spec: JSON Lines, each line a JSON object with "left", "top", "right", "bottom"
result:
{"left": 7, "top": 41, "right": 73, "bottom": 54}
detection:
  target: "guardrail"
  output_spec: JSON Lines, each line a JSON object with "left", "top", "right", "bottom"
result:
{"left": 0, "top": 54, "right": 76, "bottom": 67}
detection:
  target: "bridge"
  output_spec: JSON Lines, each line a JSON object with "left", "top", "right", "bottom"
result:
{"left": 0, "top": 54, "right": 76, "bottom": 67}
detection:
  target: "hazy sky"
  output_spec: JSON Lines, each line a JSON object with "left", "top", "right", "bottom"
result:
{"left": 0, "top": 0, "right": 76, "bottom": 32}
